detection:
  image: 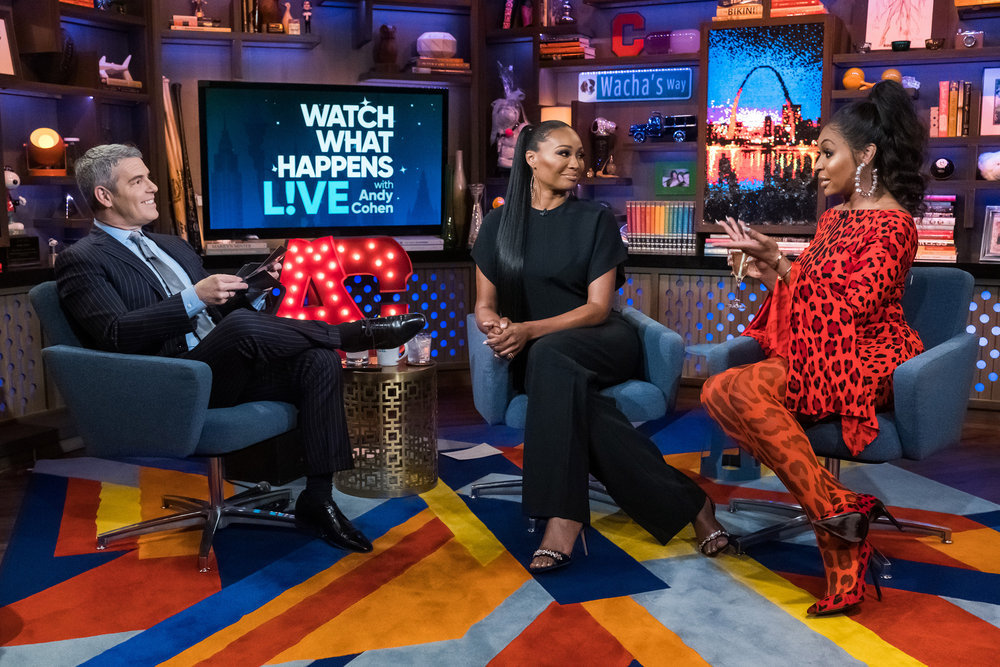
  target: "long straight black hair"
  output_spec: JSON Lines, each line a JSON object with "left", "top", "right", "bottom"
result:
{"left": 494, "top": 120, "right": 573, "bottom": 321}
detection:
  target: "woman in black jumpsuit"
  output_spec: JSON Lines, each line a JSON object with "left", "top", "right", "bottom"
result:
{"left": 471, "top": 121, "right": 729, "bottom": 571}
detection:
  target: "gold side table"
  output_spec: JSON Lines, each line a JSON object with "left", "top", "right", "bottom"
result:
{"left": 335, "top": 362, "right": 438, "bottom": 498}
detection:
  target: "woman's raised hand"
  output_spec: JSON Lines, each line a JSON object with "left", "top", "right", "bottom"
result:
{"left": 717, "top": 217, "right": 781, "bottom": 268}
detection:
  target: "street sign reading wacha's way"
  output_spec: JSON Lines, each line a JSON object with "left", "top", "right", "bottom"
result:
{"left": 578, "top": 68, "right": 693, "bottom": 103}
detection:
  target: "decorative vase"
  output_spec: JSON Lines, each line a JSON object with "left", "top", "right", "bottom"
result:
{"left": 466, "top": 183, "right": 485, "bottom": 249}
{"left": 416, "top": 32, "right": 457, "bottom": 58}
{"left": 452, "top": 150, "right": 468, "bottom": 244}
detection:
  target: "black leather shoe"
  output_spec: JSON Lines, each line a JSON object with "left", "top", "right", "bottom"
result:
{"left": 294, "top": 492, "right": 373, "bottom": 553}
{"left": 340, "top": 313, "right": 427, "bottom": 353}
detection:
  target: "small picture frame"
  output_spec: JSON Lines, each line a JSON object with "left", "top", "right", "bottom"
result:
{"left": 980, "top": 68, "right": 1000, "bottom": 137}
{"left": 654, "top": 160, "right": 696, "bottom": 196}
{"left": 981, "top": 205, "right": 1000, "bottom": 261}
{"left": 0, "top": 8, "right": 20, "bottom": 78}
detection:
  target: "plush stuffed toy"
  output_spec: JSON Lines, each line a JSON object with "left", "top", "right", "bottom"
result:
{"left": 490, "top": 61, "right": 527, "bottom": 169}
{"left": 978, "top": 151, "right": 1000, "bottom": 181}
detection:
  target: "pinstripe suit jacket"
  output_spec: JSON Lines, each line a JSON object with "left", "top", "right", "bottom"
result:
{"left": 55, "top": 227, "right": 220, "bottom": 357}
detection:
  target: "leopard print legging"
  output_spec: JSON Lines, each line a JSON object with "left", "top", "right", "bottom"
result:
{"left": 702, "top": 357, "right": 863, "bottom": 600}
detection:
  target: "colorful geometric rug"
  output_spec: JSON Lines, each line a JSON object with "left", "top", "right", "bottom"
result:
{"left": 2, "top": 411, "right": 999, "bottom": 666}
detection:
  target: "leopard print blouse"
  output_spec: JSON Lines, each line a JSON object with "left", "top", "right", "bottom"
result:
{"left": 742, "top": 208, "right": 924, "bottom": 455}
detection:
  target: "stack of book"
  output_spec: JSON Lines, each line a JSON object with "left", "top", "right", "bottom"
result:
{"left": 170, "top": 15, "right": 230, "bottom": 32}
{"left": 914, "top": 195, "right": 958, "bottom": 263}
{"left": 713, "top": 0, "right": 763, "bottom": 21}
{"left": 704, "top": 235, "right": 810, "bottom": 258}
{"left": 625, "top": 201, "right": 696, "bottom": 255}
{"left": 769, "top": 0, "right": 827, "bottom": 17}
{"left": 409, "top": 57, "right": 470, "bottom": 75}
{"left": 931, "top": 81, "right": 972, "bottom": 137}
{"left": 539, "top": 35, "right": 594, "bottom": 61}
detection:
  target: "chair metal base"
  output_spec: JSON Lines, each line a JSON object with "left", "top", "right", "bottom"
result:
{"left": 96, "top": 457, "right": 298, "bottom": 572}
{"left": 728, "top": 496, "right": 954, "bottom": 580}
{"left": 470, "top": 478, "right": 614, "bottom": 533}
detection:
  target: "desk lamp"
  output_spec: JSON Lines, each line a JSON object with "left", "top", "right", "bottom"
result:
{"left": 26, "top": 127, "right": 67, "bottom": 176}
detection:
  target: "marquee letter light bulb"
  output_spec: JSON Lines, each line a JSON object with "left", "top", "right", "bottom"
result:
{"left": 276, "top": 236, "right": 413, "bottom": 325}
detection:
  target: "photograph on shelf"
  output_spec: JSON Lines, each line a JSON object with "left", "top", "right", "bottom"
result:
{"left": 865, "top": 0, "right": 933, "bottom": 50}
{"left": 981, "top": 205, "right": 1000, "bottom": 262}
{"left": 654, "top": 160, "right": 696, "bottom": 196}
{"left": 703, "top": 21, "right": 824, "bottom": 228}
{"left": 980, "top": 68, "right": 1000, "bottom": 137}
{"left": 0, "top": 8, "right": 19, "bottom": 77}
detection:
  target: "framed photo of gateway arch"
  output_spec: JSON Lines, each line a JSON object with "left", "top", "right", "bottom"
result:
{"left": 698, "top": 17, "right": 837, "bottom": 233}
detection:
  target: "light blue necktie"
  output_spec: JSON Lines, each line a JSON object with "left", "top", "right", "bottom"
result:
{"left": 129, "top": 231, "right": 215, "bottom": 341}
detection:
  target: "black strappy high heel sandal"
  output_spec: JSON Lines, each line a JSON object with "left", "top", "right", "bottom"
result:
{"left": 529, "top": 527, "right": 589, "bottom": 574}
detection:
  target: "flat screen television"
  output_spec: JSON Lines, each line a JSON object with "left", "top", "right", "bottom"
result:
{"left": 198, "top": 80, "right": 447, "bottom": 240}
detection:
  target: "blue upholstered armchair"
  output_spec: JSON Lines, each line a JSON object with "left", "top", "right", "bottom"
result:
{"left": 705, "top": 267, "right": 978, "bottom": 557}
{"left": 29, "top": 281, "right": 301, "bottom": 572}
{"left": 466, "top": 306, "right": 685, "bottom": 501}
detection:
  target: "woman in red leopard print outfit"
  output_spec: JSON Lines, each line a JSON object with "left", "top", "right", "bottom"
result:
{"left": 702, "top": 80, "right": 926, "bottom": 616}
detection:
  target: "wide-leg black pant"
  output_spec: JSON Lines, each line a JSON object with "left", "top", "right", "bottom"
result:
{"left": 182, "top": 309, "right": 352, "bottom": 474}
{"left": 521, "top": 313, "right": 706, "bottom": 544}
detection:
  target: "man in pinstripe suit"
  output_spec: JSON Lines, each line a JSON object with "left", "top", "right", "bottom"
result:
{"left": 55, "top": 144, "right": 426, "bottom": 554}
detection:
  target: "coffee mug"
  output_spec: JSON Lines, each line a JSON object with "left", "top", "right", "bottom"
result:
{"left": 406, "top": 332, "right": 432, "bottom": 365}
{"left": 376, "top": 346, "right": 405, "bottom": 366}
{"left": 344, "top": 350, "right": 370, "bottom": 367}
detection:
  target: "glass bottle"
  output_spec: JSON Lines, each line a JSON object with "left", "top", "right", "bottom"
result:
{"left": 442, "top": 215, "right": 458, "bottom": 250}
{"left": 466, "top": 183, "right": 485, "bottom": 249}
{"left": 452, "top": 150, "right": 468, "bottom": 246}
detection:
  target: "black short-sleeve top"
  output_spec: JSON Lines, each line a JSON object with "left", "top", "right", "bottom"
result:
{"left": 471, "top": 199, "right": 627, "bottom": 320}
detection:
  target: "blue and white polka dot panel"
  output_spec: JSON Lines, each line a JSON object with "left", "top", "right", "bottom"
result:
{"left": 967, "top": 285, "right": 1000, "bottom": 402}
{"left": 343, "top": 264, "right": 472, "bottom": 367}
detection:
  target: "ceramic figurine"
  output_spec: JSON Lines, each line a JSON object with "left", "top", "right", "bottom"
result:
{"left": 374, "top": 24, "right": 398, "bottom": 70}
{"left": 302, "top": 1, "right": 312, "bottom": 33}
{"left": 590, "top": 116, "right": 617, "bottom": 176}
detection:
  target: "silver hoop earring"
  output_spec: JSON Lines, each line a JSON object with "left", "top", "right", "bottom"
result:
{"left": 854, "top": 162, "right": 878, "bottom": 198}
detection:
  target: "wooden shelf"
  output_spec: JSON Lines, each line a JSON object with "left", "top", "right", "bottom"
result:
{"left": 161, "top": 30, "right": 321, "bottom": 48}
{"left": 316, "top": 0, "right": 469, "bottom": 8}
{"left": 585, "top": 0, "right": 705, "bottom": 7}
{"left": 621, "top": 141, "right": 697, "bottom": 151}
{"left": 60, "top": 6, "right": 147, "bottom": 29}
{"left": 957, "top": 2, "right": 1000, "bottom": 19}
{"left": 240, "top": 32, "right": 322, "bottom": 48}
{"left": 832, "top": 46, "right": 1000, "bottom": 66}
{"left": 358, "top": 70, "right": 471, "bottom": 86}
{"left": 539, "top": 54, "right": 699, "bottom": 70}
{"left": 487, "top": 23, "right": 588, "bottom": 43}
{"left": 831, "top": 87, "right": 918, "bottom": 99}
{"left": 0, "top": 79, "right": 149, "bottom": 103}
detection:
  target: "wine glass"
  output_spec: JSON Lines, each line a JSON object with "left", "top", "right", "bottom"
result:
{"left": 728, "top": 249, "right": 751, "bottom": 312}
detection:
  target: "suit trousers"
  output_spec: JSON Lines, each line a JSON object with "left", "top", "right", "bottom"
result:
{"left": 520, "top": 313, "right": 706, "bottom": 544}
{"left": 183, "top": 309, "right": 352, "bottom": 474}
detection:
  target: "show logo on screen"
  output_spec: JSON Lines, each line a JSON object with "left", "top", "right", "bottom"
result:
{"left": 199, "top": 81, "right": 446, "bottom": 239}
{"left": 703, "top": 22, "right": 824, "bottom": 227}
